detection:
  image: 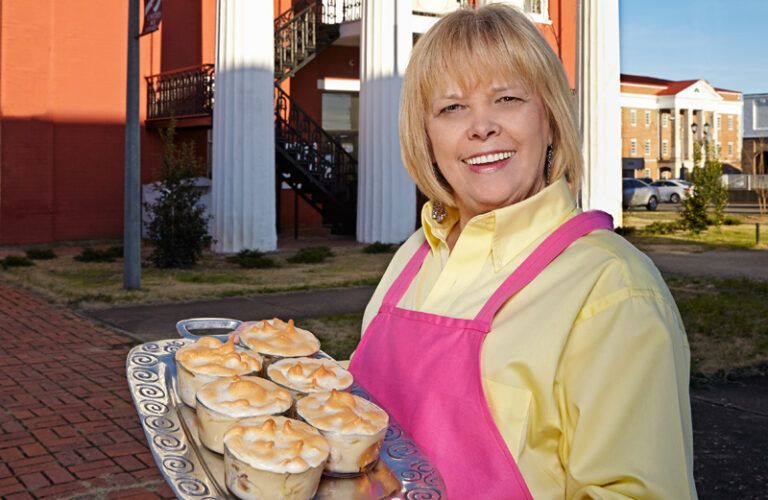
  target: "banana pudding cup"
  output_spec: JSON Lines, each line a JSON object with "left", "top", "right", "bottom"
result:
{"left": 175, "top": 336, "right": 263, "bottom": 408}
{"left": 295, "top": 390, "right": 389, "bottom": 477}
{"left": 196, "top": 376, "right": 293, "bottom": 453}
{"left": 223, "top": 416, "right": 330, "bottom": 500}
{"left": 266, "top": 357, "right": 353, "bottom": 398}
{"left": 235, "top": 319, "right": 320, "bottom": 367}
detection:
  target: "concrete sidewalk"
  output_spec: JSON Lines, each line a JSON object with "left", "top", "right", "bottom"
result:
{"left": 88, "top": 286, "right": 375, "bottom": 343}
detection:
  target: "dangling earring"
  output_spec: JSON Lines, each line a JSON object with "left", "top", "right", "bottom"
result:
{"left": 431, "top": 201, "right": 447, "bottom": 223}
{"left": 544, "top": 144, "right": 554, "bottom": 185}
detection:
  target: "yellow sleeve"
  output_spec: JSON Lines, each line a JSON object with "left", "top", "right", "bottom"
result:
{"left": 556, "top": 292, "right": 697, "bottom": 500}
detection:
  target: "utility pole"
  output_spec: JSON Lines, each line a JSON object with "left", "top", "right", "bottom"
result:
{"left": 124, "top": 0, "right": 141, "bottom": 289}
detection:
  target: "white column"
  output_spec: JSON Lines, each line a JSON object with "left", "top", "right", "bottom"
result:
{"left": 685, "top": 109, "right": 693, "bottom": 163}
{"left": 673, "top": 108, "right": 682, "bottom": 177}
{"left": 357, "top": 0, "right": 416, "bottom": 243}
{"left": 578, "top": 0, "right": 622, "bottom": 226}
{"left": 211, "top": 0, "right": 276, "bottom": 252}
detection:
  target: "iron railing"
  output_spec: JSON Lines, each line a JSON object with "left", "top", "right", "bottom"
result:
{"left": 145, "top": 64, "right": 215, "bottom": 120}
{"left": 274, "top": 85, "right": 357, "bottom": 205}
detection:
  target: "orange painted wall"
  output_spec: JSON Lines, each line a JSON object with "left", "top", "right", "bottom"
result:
{"left": 541, "top": 0, "right": 577, "bottom": 89}
{"left": 0, "top": 0, "right": 164, "bottom": 244}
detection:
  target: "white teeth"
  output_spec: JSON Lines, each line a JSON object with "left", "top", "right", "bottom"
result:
{"left": 463, "top": 151, "right": 514, "bottom": 165}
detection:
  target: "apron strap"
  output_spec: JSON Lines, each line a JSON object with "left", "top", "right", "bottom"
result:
{"left": 380, "top": 241, "right": 431, "bottom": 309}
{"left": 474, "top": 210, "right": 614, "bottom": 326}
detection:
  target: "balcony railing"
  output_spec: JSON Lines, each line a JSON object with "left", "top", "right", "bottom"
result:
{"left": 321, "top": 0, "right": 476, "bottom": 24}
{"left": 145, "top": 64, "right": 215, "bottom": 120}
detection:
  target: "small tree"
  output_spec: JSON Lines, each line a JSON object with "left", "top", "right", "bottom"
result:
{"left": 145, "top": 121, "right": 212, "bottom": 268}
{"left": 680, "top": 141, "right": 728, "bottom": 231}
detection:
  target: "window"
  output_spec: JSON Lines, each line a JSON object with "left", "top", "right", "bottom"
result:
{"left": 525, "top": 0, "right": 545, "bottom": 16}
{"left": 645, "top": 110, "right": 651, "bottom": 127}
{"left": 755, "top": 99, "right": 768, "bottom": 129}
{"left": 728, "top": 142, "right": 734, "bottom": 157}
{"left": 322, "top": 92, "right": 360, "bottom": 158}
{"left": 629, "top": 109, "right": 637, "bottom": 126}
{"left": 716, "top": 114, "right": 722, "bottom": 130}
{"left": 728, "top": 115, "right": 734, "bottom": 131}
{"left": 662, "top": 114, "right": 668, "bottom": 128}
{"left": 630, "top": 138, "right": 637, "bottom": 156}
{"left": 662, "top": 140, "right": 669, "bottom": 156}
{"left": 644, "top": 139, "right": 651, "bottom": 157}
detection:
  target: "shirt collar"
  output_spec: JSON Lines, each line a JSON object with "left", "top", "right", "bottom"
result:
{"left": 421, "top": 178, "right": 577, "bottom": 271}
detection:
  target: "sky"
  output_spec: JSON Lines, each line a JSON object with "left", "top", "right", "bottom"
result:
{"left": 619, "top": 0, "right": 767, "bottom": 95}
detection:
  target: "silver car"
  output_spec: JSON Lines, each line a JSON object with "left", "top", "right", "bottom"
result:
{"left": 622, "top": 178, "right": 660, "bottom": 211}
{"left": 650, "top": 180, "right": 693, "bottom": 203}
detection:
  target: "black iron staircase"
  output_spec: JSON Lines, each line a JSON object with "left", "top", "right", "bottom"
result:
{"left": 273, "top": 0, "right": 358, "bottom": 233}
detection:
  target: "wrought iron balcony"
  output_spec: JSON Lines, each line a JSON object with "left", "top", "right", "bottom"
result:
{"left": 145, "top": 64, "right": 215, "bottom": 120}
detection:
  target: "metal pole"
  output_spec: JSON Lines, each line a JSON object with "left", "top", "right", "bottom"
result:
{"left": 124, "top": 0, "right": 141, "bottom": 289}
{"left": 757, "top": 223, "right": 761, "bottom": 246}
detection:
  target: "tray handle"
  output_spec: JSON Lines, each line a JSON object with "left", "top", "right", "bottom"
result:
{"left": 175, "top": 317, "right": 243, "bottom": 341}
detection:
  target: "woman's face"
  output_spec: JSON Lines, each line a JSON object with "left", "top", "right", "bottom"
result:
{"left": 426, "top": 76, "right": 551, "bottom": 222}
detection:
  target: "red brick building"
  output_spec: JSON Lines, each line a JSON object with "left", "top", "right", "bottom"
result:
{"left": 0, "top": 0, "right": 578, "bottom": 245}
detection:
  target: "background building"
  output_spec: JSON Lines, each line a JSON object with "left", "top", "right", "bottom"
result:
{"left": 620, "top": 74, "right": 742, "bottom": 180}
{"left": 742, "top": 93, "right": 768, "bottom": 175}
{"left": 0, "top": 0, "right": 617, "bottom": 247}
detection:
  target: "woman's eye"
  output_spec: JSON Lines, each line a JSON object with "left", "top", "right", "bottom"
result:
{"left": 498, "top": 96, "right": 521, "bottom": 103}
{"left": 439, "top": 104, "right": 463, "bottom": 114}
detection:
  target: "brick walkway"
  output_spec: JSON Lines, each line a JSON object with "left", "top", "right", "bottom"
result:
{"left": 0, "top": 285, "right": 174, "bottom": 499}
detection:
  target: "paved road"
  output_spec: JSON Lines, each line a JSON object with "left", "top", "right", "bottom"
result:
{"left": 648, "top": 249, "right": 768, "bottom": 281}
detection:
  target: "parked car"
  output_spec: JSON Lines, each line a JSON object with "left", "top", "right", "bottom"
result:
{"left": 622, "top": 178, "right": 660, "bottom": 211}
{"left": 650, "top": 179, "right": 693, "bottom": 203}
{"left": 638, "top": 177, "right": 653, "bottom": 185}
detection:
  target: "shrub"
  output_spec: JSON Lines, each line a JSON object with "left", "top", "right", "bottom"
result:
{"left": 226, "top": 249, "right": 280, "bottom": 269}
{"left": 643, "top": 221, "right": 682, "bottom": 235}
{"left": 1, "top": 255, "right": 34, "bottom": 269}
{"left": 25, "top": 247, "right": 56, "bottom": 260}
{"left": 287, "top": 246, "right": 335, "bottom": 264}
{"left": 362, "top": 242, "right": 395, "bottom": 254}
{"left": 145, "top": 121, "right": 212, "bottom": 268}
{"left": 75, "top": 247, "right": 117, "bottom": 263}
{"left": 723, "top": 215, "right": 741, "bottom": 226}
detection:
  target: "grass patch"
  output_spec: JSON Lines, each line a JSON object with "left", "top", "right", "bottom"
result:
{"left": 301, "top": 313, "right": 363, "bottom": 361}
{"left": 25, "top": 247, "right": 56, "bottom": 260}
{"left": 668, "top": 276, "right": 768, "bottom": 374}
{"left": 1, "top": 255, "right": 34, "bottom": 269}
{"left": 0, "top": 244, "right": 390, "bottom": 308}
{"left": 226, "top": 250, "right": 280, "bottom": 269}
{"left": 362, "top": 242, "right": 396, "bottom": 254}
{"left": 75, "top": 246, "right": 123, "bottom": 263}
{"left": 622, "top": 211, "right": 765, "bottom": 250}
{"left": 287, "top": 246, "right": 335, "bottom": 264}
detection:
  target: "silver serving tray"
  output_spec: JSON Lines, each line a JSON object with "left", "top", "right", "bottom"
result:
{"left": 126, "top": 317, "right": 445, "bottom": 499}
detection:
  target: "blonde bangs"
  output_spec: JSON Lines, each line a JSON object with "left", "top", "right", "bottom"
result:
{"left": 400, "top": 4, "right": 583, "bottom": 206}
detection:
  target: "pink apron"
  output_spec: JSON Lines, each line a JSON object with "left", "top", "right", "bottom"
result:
{"left": 349, "top": 211, "right": 613, "bottom": 498}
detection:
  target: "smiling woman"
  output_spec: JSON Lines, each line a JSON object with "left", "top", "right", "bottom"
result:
{"left": 348, "top": 4, "right": 697, "bottom": 499}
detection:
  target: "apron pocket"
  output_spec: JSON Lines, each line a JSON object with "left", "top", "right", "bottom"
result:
{"left": 481, "top": 378, "right": 532, "bottom": 459}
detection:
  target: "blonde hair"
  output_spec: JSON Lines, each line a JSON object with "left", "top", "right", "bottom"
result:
{"left": 400, "top": 3, "right": 582, "bottom": 206}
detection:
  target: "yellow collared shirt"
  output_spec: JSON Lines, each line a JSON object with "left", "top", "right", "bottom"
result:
{"left": 361, "top": 179, "right": 697, "bottom": 499}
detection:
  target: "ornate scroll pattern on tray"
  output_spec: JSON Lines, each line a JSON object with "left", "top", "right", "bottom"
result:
{"left": 127, "top": 340, "right": 223, "bottom": 499}
{"left": 127, "top": 338, "right": 445, "bottom": 499}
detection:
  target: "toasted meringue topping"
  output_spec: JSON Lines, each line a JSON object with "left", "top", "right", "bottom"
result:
{"left": 196, "top": 376, "right": 292, "bottom": 418}
{"left": 224, "top": 416, "right": 330, "bottom": 474}
{"left": 235, "top": 318, "right": 320, "bottom": 357}
{"left": 267, "top": 357, "right": 353, "bottom": 393}
{"left": 175, "top": 336, "right": 262, "bottom": 376}
{"left": 296, "top": 390, "right": 389, "bottom": 436}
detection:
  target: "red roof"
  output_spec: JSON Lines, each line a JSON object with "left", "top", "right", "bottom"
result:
{"left": 621, "top": 73, "right": 741, "bottom": 96}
